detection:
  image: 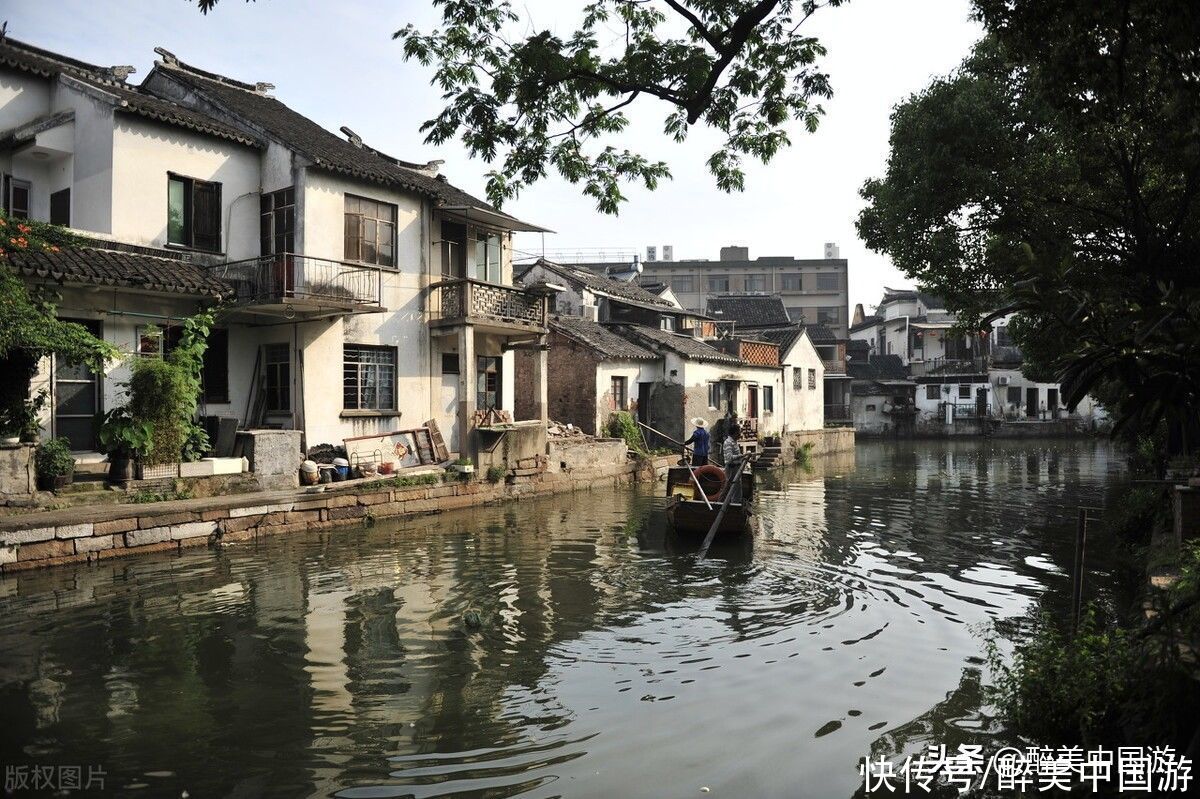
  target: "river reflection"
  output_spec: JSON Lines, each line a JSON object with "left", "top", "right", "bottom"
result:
{"left": 0, "top": 440, "right": 1126, "bottom": 798}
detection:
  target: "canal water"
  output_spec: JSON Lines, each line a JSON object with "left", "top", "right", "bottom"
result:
{"left": 0, "top": 440, "right": 1128, "bottom": 798}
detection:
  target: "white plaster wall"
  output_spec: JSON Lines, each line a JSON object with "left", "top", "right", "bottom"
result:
{"left": 0, "top": 70, "right": 51, "bottom": 129}
{"left": 110, "top": 116, "right": 261, "bottom": 257}
{"left": 50, "top": 82, "right": 115, "bottom": 234}
{"left": 914, "top": 379, "right": 993, "bottom": 423}
{"left": 595, "top": 360, "right": 658, "bottom": 432}
{"left": 677, "top": 359, "right": 785, "bottom": 435}
{"left": 780, "top": 333, "right": 825, "bottom": 432}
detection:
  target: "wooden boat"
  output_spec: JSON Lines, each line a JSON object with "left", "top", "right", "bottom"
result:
{"left": 664, "top": 463, "right": 755, "bottom": 538}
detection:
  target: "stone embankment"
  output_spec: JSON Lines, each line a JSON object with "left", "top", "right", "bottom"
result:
{"left": 1, "top": 439, "right": 672, "bottom": 574}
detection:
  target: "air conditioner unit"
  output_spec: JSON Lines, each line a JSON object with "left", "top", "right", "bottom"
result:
{"left": 997, "top": 376, "right": 1010, "bottom": 386}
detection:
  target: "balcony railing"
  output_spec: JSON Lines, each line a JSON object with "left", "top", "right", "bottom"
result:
{"left": 429, "top": 277, "right": 547, "bottom": 331}
{"left": 824, "top": 403, "right": 853, "bottom": 424}
{"left": 822, "top": 358, "right": 847, "bottom": 375}
{"left": 909, "top": 356, "right": 986, "bottom": 377}
{"left": 213, "top": 254, "right": 382, "bottom": 311}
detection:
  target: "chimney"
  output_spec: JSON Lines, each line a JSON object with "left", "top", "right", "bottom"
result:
{"left": 662, "top": 245, "right": 673, "bottom": 261}
{"left": 824, "top": 242, "right": 840, "bottom": 259}
{"left": 720, "top": 246, "right": 749, "bottom": 262}
{"left": 646, "top": 246, "right": 657, "bottom": 262}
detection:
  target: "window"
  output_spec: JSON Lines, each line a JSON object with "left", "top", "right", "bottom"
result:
{"left": 706, "top": 274, "right": 730, "bottom": 293}
{"left": 344, "top": 194, "right": 397, "bottom": 266}
{"left": 808, "top": 369, "right": 817, "bottom": 390}
{"left": 473, "top": 231, "right": 502, "bottom": 283}
{"left": 168, "top": 174, "right": 222, "bottom": 252}
{"left": 672, "top": 275, "right": 696, "bottom": 293}
{"left": 817, "top": 307, "right": 841, "bottom": 325}
{"left": 866, "top": 404, "right": 877, "bottom": 412}
{"left": 441, "top": 352, "right": 460, "bottom": 374}
{"left": 136, "top": 324, "right": 183, "bottom": 358}
{"left": 260, "top": 187, "right": 295, "bottom": 255}
{"left": 763, "top": 386, "right": 774, "bottom": 413}
{"left": 1007, "top": 386, "right": 1022, "bottom": 405}
{"left": 995, "top": 325, "right": 1013, "bottom": 346}
{"left": 816, "top": 273, "right": 839, "bottom": 291}
{"left": 660, "top": 316, "right": 676, "bottom": 332}
{"left": 744, "top": 273, "right": 768, "bottom": 292}
{"left": 344, "top": 345, "right": 397, "bottom": 411}
{"left": 202, "top": 329, "right": 229, "bottom": 403}
{"left": 707, "top": 381, "right": 721, "bottom": 409}
{"left": 611, "top": 376, "right": 628, "bottom": 410}
{"left": 477, "top": 356, "right": 501, "bottom": 410}
{"left": 793, "top": 368, "right": 804, "bottom": 390}
{"left": 440, "top": 221, "right": 467, "bottom": 277}
{"left": 50, "top": 188, "right": 70, "bottom": 226}
{"left": 926, "top": 384, "right": 940, "bottom": 400}
{"left": 782, "top": 274, "right": 802, "bottom": 291}
{"left": 264, "top": 344, "right": 290, "bottom": 413}
{"left": 3, "top": 176, "right": 30, "bottom": 219}
{"left": 958, "top": 384, "right": 971, "bottom": 399}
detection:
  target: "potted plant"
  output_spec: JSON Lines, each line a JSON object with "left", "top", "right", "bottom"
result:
{"left": 98, "top": 406, "right": 152, "bottom": 486}
{"left": 35, "top": 436, "right": 75, "bottom": 491}
{"left": 448, "top": 457, "right": 475, "bottom": 475}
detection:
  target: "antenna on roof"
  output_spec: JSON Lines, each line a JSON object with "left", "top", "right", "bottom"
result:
{"left": 340, "top": 126, "right": 363, "bottom": 148}
{"left": 153, "top": 46, "right": 178, "bottom": 66}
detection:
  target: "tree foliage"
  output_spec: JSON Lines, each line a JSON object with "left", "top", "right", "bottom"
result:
{"left": 394, "top": 0, "right": 845, "bottom": 213}
{"left": 858, "top": 0, "right": 1200, "bottom": 443}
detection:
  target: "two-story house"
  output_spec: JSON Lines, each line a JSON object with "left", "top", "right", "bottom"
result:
{"left": 1, "top": 36, "right": 550, "bottom": 460}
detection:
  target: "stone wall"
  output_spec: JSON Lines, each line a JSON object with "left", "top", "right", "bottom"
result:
{"left": 517, "top": 330, "right": 600, "bottom": 433}
{"left": 0, "top": 438, "right": 644, "bottom": 574}
{"left": 237, "top": 429, "right": 302, "bottom": 490}
{"left": 0, "top": 444, "right": 35, "bottom": 506}
{"left": 781, "top": 428, "right": 856, "bottom": 462}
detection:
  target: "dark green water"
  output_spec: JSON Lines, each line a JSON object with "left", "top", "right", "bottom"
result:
{"left": 0, "top": 440, "right": 1127, "bottom": 798}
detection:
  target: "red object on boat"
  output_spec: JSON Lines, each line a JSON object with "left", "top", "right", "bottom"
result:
{"left": 693, "top": 465, "right": 726, "bottom": 500}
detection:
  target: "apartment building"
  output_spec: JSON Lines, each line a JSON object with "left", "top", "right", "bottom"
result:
{"left": 0, "top": 35, "right": 550, "bottom": 458}
{"left": 570, "top": 244, "right": 850, "bottom": 338}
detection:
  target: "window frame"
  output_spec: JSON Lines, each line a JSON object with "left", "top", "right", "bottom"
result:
{"left": 707, "top": 381, "right": 721, "bottom": 409}
{"left": 808, "top": 368, "right": 817, "bottom": 390}
{"left": 260, "top": 187, "right": 296, "bottom": 256}
{"left": 672, "top": 275, "right": 696, "bottom": 293}
{"left": 167, "top": 173, "right": 223, "bottom": 253}
{"left": 344, "top": 193, "right": 398, "bottom": 267}
{"left": 343, "top": 344, "right": 398, "bottom": 412}
{"left": 743, "top": 273, "right": 768, "bottom": 292}
{"left": 611, "top": 376, "right": 629, "bottom": 411}
{"left": 958, "top": 384, "right": 972, "bottom": 400}
{"left": 3, "top": 175, "right": 31, "bottom": 219}
{"left": 706, "top": 274, "right": 730, "bottom": 293}
{"left": 926, "top": 384, "right": 941, "bottom": 401}
{"left": 263, "top": 343, "right": 291, "bottom": 414}
{"left": 762, "top": 385, "right": 774, "bottom": 413}
{"left": 816, "top": 273, "right": 840, "bottom": 292}
{"left": 781, "top": 274, "right": 803, "bottom": 292}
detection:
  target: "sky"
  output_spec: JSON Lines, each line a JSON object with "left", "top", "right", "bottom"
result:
{"left": 4, "top": 0, "right": 982, "bottom": 312}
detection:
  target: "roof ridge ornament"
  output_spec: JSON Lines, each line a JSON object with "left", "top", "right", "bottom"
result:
{"left": 339, "top": 125, "right": 363, "bottom": 148}
{"left": 153, "top": 46, "right": 178, "bottom": 66}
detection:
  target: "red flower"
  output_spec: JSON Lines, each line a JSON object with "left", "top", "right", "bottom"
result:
{"left": 16, "top": 223, "right": 31, "bottom": 234}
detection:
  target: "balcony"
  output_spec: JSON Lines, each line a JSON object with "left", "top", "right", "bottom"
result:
{"left": 212, "top": 254, "right": 382, "bottom": 318}
{"left": 821, "top": 358, "right": 847, "bottom": 375}
{"left": 909, "top": 356, "right": 986, "bottom": 377}
{"left": 824, "top": 403, "right": 853, "bottom": 425}
{"left": 429, "top": 277, "right": 548, "bottom": 334}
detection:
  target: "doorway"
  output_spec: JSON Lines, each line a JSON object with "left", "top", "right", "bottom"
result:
{"left": 747, "top": 385, "right": 759, "bottom": 420}
{"left": 477, "top": 356, "right": 501, "bottom": 411}
{"left": 637, "top": 382, "right": 652, "bottom": 424}
{"left": 1047, "top": 388, "right": 1059, "bottom": 418}
{"left": 1025, "top": 387, "right": 1038, "bottom": 419}
{"left": 55, "top": 319, "right": 102, "bottom": 450}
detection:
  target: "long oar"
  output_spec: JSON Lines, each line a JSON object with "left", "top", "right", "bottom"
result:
{"left": 697, "top": 457, "right": 748, "bottom": 560}
{"left": 638, "top": 421, "right": 714, "bottom": 510}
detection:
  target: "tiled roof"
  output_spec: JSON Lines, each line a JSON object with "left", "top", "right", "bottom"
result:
{"left": 6, "top": 242, "right": 230, "bottom": 298}
{"left": 523, "top": 259, "right": 675, "bottom": 308}
{"left": 800, "top": 323, "right": 836, "bottom": 344}
{"left": 849, "top": 314, "right": 881, "bottom": 333}
{"left": 550, "top": 317, "right": 658, "bottom": 361}
{"left": 0, "top": 37, "right": 260, "bottom": 147}
{"left": 614, "top": 324, "right": 743, "bottom": 365}
{"left": 847, "top": 354, "right": 908, "bottom": 382}
{"left": 754, "top": 325, "right": 805, "bottom": 353}
{"left": 705, "top": 294, "right": 791, "bottom": 328}
{"left": 151, "top": 57, "right": 534, "bottom": 225}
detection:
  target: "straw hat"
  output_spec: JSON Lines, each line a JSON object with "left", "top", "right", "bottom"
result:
{"left": 692, "top": 417, "right": 707, "bottom": 427}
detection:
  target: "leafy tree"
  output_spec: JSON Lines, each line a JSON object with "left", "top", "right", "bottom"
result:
{"left": 199, "top": 0, "right": 847, "bottom": 213}
{"left": 857, "top": 1, "right": 1200, "bottom": 444}
{"left": 0, "top": 213, "right": 118, "bottom": 434}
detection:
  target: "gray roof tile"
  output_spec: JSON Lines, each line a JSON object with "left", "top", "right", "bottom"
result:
{"left": 705, "top": 294, "right": 791, "bottom": 327}
{"left": 550, "top": 317, "right": 658, "bottom": 361}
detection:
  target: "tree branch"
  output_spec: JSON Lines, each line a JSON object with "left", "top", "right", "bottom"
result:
{"left": 661, "top": 0, "right": 725, "bottom": 52}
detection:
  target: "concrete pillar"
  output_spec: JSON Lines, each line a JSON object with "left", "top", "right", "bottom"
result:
{"left": 457, "top": 325, "right": 476, "bottom": 454}
{"left": 532, "top": 336, "right": 549, "bottom": 425}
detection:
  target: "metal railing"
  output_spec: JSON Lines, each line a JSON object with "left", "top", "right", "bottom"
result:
{"left": 430, "top": 277, "right": 547, "bottom": 328}
{"left": 213, "top": 253, "right": 382, "bottom": 308}
{"left": 946, "top": 402, "right": 991, "bottom": 419}
{"left": 909, "top": 357, "right": 985, "bottom": 377}
{"left": 824, "top": 403, "right": 852, "bottom": 422}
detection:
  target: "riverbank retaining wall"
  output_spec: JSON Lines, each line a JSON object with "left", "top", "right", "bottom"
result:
{"left": 0, "top": 438, "right": 659, "bottom": 575}
{"left": 780, "top": 428, "right": 856, "bottom": 462}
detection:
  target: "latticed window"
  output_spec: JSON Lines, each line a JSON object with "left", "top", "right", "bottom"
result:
{"left": 794, "top": 368, "right": 804, "bottom": 390}
{"left": 344, "top": 345, "right": 397, "bottom": 410}
{"left": 808, "top": 369, "right": 817, "bottom": 390}
{"left": 344, "top": 194, "right": 397, "bottom": 267}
